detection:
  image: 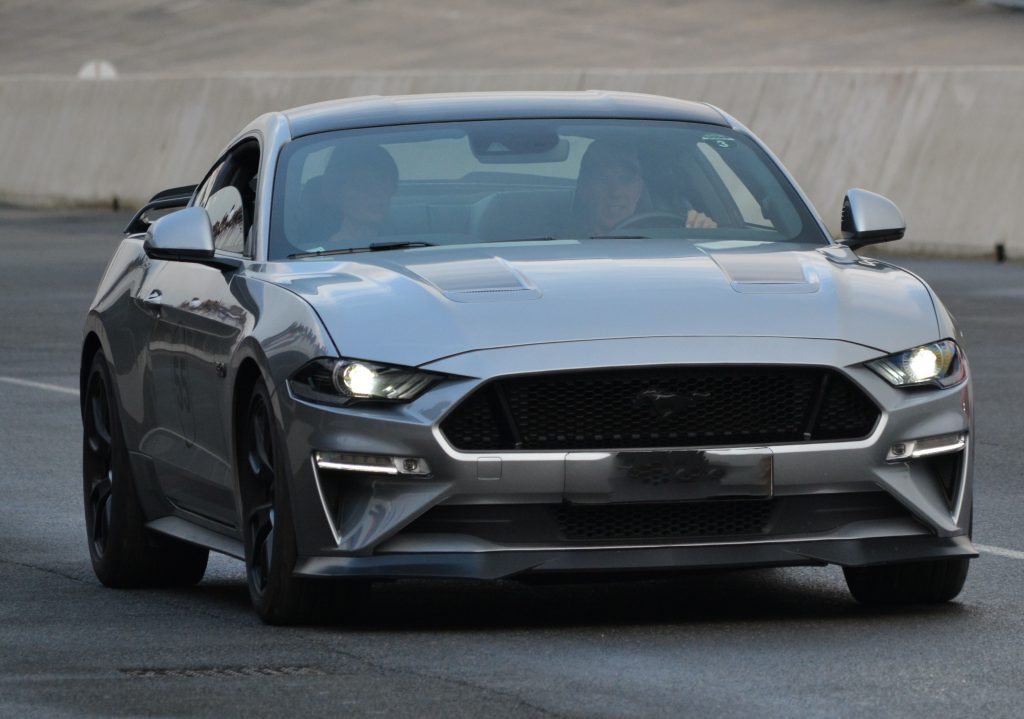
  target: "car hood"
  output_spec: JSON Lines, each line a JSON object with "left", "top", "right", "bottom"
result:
{"left": 265, "top": 240, "right": 940, "bottom": 368}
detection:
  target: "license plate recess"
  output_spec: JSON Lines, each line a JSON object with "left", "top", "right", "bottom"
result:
{"left": 565, "top": 448, "right": 773, "bottom": 503}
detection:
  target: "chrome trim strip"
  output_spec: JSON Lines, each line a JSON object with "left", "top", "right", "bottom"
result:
{"left": 952, "top": 435, "right": 970, "bottom": 526}
{"left": 911, "top": 437, "right": 967, "bottom": 459}
{"left": 310, "top": 457, "right": 343, "bottom": 546}
{"left": 430, "top": 411, "right": 890, "bottom": 462}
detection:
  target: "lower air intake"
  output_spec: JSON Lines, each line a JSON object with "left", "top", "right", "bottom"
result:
{"left": 554, "top": 500, "right": 775, "bottom": 541}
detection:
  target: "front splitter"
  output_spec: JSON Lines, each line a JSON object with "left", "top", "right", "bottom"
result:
{"left": 294, "top": 534, "right": 977, "bottom": 580}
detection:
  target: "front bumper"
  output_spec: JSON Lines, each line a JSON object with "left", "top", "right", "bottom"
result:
{"left": 276, "top": 337, "right": 974, "bottom": 579}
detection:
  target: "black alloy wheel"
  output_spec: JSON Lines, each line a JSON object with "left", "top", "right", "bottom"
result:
{"left": 83, "top": 361, "right": 116, "bottom": 562}
{"left": 82, "top": 352, "right": 208, "bottom": 588}
{"left": 239, "top": 379, "right": 368, "bottom": 625}
{"left": 244, "top": 389, "right": 277, "bottom": 597}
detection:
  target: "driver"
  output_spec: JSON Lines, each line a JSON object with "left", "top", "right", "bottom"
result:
{"left": 571, "top": 140, "right": 716, "bottom": 236}
{"left": 323, "top": 144, "right": 399, "bottom": 246}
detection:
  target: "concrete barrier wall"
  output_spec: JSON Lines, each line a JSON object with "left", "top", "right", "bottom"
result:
{"left": 1, "top": 68, "right": 1022, "bottom": 257}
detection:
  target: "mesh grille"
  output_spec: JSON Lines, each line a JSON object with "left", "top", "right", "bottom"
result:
{"left": 400, "top": 493, "right": 914, "bottom": 546}
{"left": 814, "top": 376, "right": 881, "bottom": 440}
{"left": 440, "top": 366, "right": 878, "bottom": 451}
{"left": 440, "top": 386, "right": 513, "bottom": 450}
{"left": 554, "top": 500, "right": 775, "bottom": 541}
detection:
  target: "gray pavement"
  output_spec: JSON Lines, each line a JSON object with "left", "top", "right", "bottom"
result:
{"left": 2, "top": 0, "right": 1024, "bottom": 77}
{"left": 2, "top": 206, "right": 1024, "bottom": 717}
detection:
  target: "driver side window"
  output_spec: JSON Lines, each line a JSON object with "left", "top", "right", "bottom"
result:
{"left": 206, "top": 187, "right": 245, "bottom": 254}
{"left": 196, "top": 139, "right": 261, "bottom": 256}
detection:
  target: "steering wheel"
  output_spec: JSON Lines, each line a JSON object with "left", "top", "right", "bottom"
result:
{"left": 612, "top": 211, "right": 688, "bottom": 231}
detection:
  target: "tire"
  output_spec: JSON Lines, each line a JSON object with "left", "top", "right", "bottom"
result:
{"left": 239, "top": 379, "right": 367, "bottom": 625}
{"left": 843, "top": 557, "right": 970, "bottom": 605}
{"left": 83, "top": 352, "right": 209, "bottom": 588}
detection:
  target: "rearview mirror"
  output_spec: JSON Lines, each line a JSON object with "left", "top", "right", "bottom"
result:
{"left": 838, "top": 188, "right": 905, "bottom": 251}
{"left": 468, "top": 124, "right": 570, "bottom": 163}
{"left": 143, "top": 207, "right": 240, "bottom": 270}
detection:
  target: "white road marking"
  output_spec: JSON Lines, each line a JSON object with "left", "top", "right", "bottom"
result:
{"left": 5, "top": 372, "right": 1024, "bottom": 561}
{"left": 0, "top": 376, "right": 79, "bottom": 396}
{"left": 975, "top": 544, "right": 1024, "bottom": 560}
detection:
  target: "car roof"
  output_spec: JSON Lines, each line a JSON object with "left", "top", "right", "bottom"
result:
{"left": 282, "top": 90, "right": 730, "bottom": 138}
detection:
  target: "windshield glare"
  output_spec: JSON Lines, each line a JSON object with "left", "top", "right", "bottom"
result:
{"left": 269, "top": 119, "right": 824, "bottom": 260}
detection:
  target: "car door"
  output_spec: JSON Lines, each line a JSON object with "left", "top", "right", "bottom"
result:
{"left": 138, "top": 140, "right": 259, "bottom": 528}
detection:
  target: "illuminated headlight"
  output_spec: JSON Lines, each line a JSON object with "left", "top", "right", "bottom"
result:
{"left": 866, "top": 340, "right": 966, "bottom": 388}
{"left": 289, "top": 358, "right": 443, "bottom": 405}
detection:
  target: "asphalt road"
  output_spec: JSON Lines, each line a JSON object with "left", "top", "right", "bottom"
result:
{"left": 2, "top": 206, "right": 1024, "bottom": 718}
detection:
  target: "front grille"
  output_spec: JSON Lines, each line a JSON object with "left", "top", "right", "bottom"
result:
{"left": 398, "top": 493, "right": 913, "bottom": 545}
{"left": 440, "top": 366, "right": 879, "bottom": 451}
{"left": 555, "top": 500, "right": 774, "bottom": 541}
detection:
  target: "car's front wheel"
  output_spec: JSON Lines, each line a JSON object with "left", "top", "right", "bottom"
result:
{"left": 83, "top": 352, "right": 209, "bottom": 588}
{"left": 843, "top": 557, "right": 970, "bottom": 605}
{"left": 239, "top": 379, "right": 366, "bottom": 625}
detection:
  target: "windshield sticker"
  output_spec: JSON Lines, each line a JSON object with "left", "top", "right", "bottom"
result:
{"left": 701, "top": 133, "right": 736, "bottom": 149}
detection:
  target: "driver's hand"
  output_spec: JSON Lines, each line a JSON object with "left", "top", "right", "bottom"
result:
{"left": 686, "top": 210, "right": 717, "bottom": 229}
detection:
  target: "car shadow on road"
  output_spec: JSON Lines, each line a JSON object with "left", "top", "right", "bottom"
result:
{"left": 351, "top": 568, "right": 971, "bottom": 632}
{"left": 180, "top": 566, "right": 972, "bottom": 631}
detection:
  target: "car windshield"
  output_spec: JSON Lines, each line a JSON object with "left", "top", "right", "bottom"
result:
{"left": 269, "top": 119, "right": 826, "bottom": 259}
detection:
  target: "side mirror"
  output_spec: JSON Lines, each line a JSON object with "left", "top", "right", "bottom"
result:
{"left": 144, "top": 206, "right": 240, "bottom": 270}
{"left": 838, "top": 188, "right": 905, "bottom": 251}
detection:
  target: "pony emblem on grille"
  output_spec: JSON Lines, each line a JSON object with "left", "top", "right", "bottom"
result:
{"left": 633, "top": 388, "right": 712, "bottom": 419}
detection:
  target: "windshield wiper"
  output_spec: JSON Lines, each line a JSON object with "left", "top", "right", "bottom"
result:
{"left": 486, "top": 236, "right": 564, "bottom": 243}
{"left": 368, "top": 240, "right": 436, "bottom": 251}
{"left": 482, "top": 235, "right": 653, "bottom": 244}
{"left": 288, "top": 241, "right": 435, "bottom": 259}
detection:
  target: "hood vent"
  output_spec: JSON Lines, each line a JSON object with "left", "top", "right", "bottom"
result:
{"left": 402, "top": 252, "right": 541, "bottom": 303}
{"left": 706, "top": 250, "right": 820, "bottom": 295}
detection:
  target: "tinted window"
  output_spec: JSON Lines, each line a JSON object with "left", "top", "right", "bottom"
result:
{"left": 206, "top": 186, "right": 245, "bottom": 254}
{"left": 193, "top": 160, "right": 227, "bottom": 210}
{"left": 199, "top": 139, "right": 260, "bottom": 256}
{"left": 269, "top": 119, "right": 824, "bottom": 259}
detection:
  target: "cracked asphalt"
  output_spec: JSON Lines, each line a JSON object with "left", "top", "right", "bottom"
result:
{"left": 3, "top": 206, "right": 1024, "bottom": 718}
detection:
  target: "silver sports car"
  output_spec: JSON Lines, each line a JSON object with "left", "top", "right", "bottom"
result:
{"left": 81, "top": 91, "right": 975, "bottom": 623}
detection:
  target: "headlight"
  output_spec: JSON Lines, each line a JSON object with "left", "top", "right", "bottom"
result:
{"left": 289, "top": 358, "right": 443, "bottom": 405}
{"left": 866, "top": 340, "right": 966, "bottom": 388}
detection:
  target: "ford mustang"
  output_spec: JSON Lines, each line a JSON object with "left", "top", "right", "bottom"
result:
{"left": 80, "top": 91, "right": 975, "bottom": 623}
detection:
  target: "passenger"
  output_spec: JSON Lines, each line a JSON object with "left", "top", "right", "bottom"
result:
{"left": 322, "top": 144, "right": 399, "bottom": 245}
{"left": 572, "top": 140, "right": 716, "bottom": 236}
